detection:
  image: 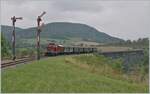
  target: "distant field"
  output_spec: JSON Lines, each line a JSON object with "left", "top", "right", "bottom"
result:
{"left": 18, "top": 38, "right": 101, "bottom": 47}
{"left": 18, "top": 38, "right": 81, "bottom": 46}
{"left": 21, "top": 38, "right": 57, "bottom": 45}
{"left": 97, "top": 46, "right": 133, "bottom": 52}
{"left": 2, "top": 55, "right": 148, "bottom": 93}
{"left": 75, "top": 41, "right": 100, "bottom": 46}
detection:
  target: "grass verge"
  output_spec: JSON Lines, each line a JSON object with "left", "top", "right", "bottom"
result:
{"left": 1, "top": 55, "right": 149, "bottom": 93}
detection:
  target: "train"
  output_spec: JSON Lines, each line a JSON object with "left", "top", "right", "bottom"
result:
{"left": 45, "top": 43, "right": 97, "bottom": 56}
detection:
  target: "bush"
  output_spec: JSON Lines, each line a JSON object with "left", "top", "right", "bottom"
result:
{"left": 110, "top": 58, "right": 123, "bottom": 73}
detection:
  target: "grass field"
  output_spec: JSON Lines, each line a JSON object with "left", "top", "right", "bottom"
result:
{"left": 19, "top": 38, "right": 80, "bottom": 46}
{"left": 19, "top": 38, "right": 101, "bottom": 47}
{"left": 97, "top": 46, "right": 133, "bottom": 52}
{"left": 1, "top": 55, "right": 148, "bottom": 93}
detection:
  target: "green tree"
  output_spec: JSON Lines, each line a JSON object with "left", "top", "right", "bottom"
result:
{"left": 1, "top": 34, "right": 11, "bottom": 58}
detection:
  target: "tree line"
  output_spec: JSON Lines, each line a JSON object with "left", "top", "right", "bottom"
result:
{"left": 110, "top": 38, "right": 149, "bottom": 49}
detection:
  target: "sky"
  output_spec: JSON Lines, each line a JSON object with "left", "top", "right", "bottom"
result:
{"left": 1, "top": 0, "right": 150, "bottom": 40}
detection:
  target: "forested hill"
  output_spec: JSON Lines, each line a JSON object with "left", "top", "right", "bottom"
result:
{"left": 1, "top": 22, "right": 124, "bottom": 43}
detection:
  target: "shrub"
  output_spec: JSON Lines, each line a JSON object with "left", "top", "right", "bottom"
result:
{"left": 110, "top": 58, "right": 123, "bottom": 73}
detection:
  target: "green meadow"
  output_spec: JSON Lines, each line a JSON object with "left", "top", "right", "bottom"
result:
{"left": 1, "top": 55, "right": 148, "bottom": 93}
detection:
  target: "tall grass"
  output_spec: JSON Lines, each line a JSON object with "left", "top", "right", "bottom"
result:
{"left": 65, "top": 54, "right": 148, "bottom": 85}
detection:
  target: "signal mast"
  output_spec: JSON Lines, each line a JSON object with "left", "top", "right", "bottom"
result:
{"left": 37, "top": 11, "right": 46, "bottom": 60}
{"left": 11, "top": 16, "right": 23, "bottom": 61}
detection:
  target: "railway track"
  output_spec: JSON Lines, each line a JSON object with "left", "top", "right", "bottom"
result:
{"left": 1, "top": 53, "right": 93, "bottom": 68}
{"left": 1, "top": 57, "right": 36, "bottom": 68}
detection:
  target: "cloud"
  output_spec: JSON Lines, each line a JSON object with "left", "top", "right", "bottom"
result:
{"left": 1, "top": 0, "right": 150, "bottom": 40}
{"left": 51, "top": 0, "right": 103, "bottom": 12}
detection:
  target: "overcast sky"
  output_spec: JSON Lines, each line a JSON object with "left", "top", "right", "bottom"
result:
{"left": 1, "top": 0, "right": 150, "bottom": 40}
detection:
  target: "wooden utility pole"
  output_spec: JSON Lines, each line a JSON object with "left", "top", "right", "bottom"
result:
{"left": 11, "top": 16, "right": 23, "bottom": 61}
{"left": 37, "top": 11, "right": 46, "bottom": 60}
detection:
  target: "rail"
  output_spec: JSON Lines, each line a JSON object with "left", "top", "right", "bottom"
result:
{"left": 1, "top": 57, "right": 36, "bottom": 68}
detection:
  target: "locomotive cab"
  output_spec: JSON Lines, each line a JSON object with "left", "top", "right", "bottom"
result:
{"left": 45, "top": 43, "right": 64, "bottom": 56}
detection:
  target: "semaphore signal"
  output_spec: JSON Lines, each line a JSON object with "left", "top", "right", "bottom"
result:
{"left": 11, "top": 16, "right": 23, "bottom": 61}
{"left": 37, "top": 11, "right": 46, "bottom": 60}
